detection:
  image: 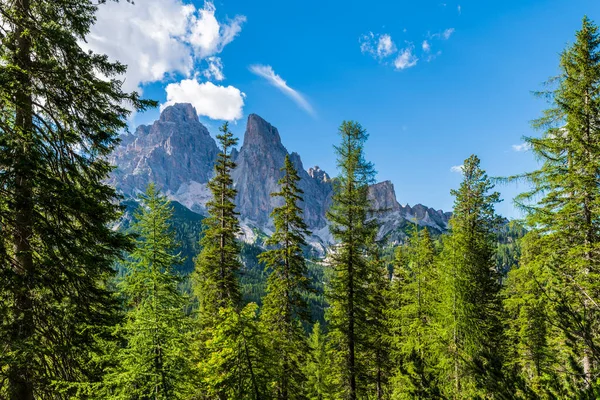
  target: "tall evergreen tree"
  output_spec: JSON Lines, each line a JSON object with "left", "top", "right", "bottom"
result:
{"left": 192, "top": 122, "right": 266, "bottom": 399}
{"left": 0, "top": 0, "right": 153, "bottom": 397}
{"left": 435, "top": 155, "right": 506, "bottom": 398}
{"left": 365, "top": 245, "right": 391, "bottom": 399}
{"left": 388, "top": 227, "right": 440, "bottom": 399}
{"left": 506, "top": 16, "right": 600, "bottom": 397}
{"left": 193, "top": 122, "right": 242, "bottom": 320}
{"left": 103, "top": 185, "right": 192, "bottom": 399}
{"left": 325, "top": 121, "right": 378, "bottom": 400}
{"left": 259, "top": 155, "right": 313, "bottom": 399}
{"left": 305, "top": 322, "right": 335, "bottom": 400}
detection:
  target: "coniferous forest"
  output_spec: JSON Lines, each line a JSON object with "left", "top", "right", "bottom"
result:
{"left": 2, "top": 1, "right": 600, "bottom": 399}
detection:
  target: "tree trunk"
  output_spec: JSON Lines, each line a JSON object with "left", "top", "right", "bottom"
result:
{"left": 9, "top": 0, "right": 35, "bottom": 398}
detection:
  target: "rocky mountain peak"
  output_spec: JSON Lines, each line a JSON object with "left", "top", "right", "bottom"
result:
{"left": 243, "top": 113, "right": 284, "bottom": 149}
{"left": 368, "top": 180, "right": 401, "bottom": 213}
{"left": 107, "top": 103, "right": 219, "bottom": 206}
{"left": 159, "top": 103, "right": 199, "bottom": 123}
{"left": 308, "top": 166, "right": 331, "bottom": 183}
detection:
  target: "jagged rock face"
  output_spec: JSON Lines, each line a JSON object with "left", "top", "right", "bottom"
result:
{"left": 108, "top": 103, "right": 450, "bottom": 249}
{"left": 232, "top": 114, "right": 332, "bottom": 230}
{"left": 367, "top": 180, "right": 451, "bottom": 242}
{"left": 308, "top": 166, "right": 331, "bottom": 183}
{"left": 368, "top": 181, "right": 402, "bottom": 214}
{"left": 108, "top": 103, "right": 219, "bottom": 208}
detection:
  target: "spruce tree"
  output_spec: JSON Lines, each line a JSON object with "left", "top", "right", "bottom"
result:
{"left": 193, "top": 122, "right": 242, "bottom": 320}
{"left": 259, "top": 155, "right": 312, "bottom": 399}
{"left": 506, "top": 16, "right": 600, "bottom": 396}
{"left": 325, "top": 121, "right": 378, "bottom": 400}
{"left": 192, "top": 122, "right": 266, "bottom": 399}
{"left": 435, "top": 155, "right": 506, "bottom": 398}
{"left": 388, "top": 226, "right": 440, "bottom": 399}
{"left": 0, "top": 0, "right": 153, "bottom": 397}
{"left": 103, "top": 184, "right": 192, "bottom": 399}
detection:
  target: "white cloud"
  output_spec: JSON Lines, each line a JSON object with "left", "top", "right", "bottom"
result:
{"left": 83, "top": 0, "right": 245, "bottom": 92}
{"left": 162, "top": 79, "right": 245, "bottom": 121}
{"left": 360, "top": 32, "right": 397, "bottom": 59}
{"left": 426, "top": 50, "right": 442, "bottom": 62}
{"left": 450, "top": 165, "right": 464, "bottom": 174}
{"left": 377, "top": 34, "right": 397, "bottom": 57}
{"left": 187, "top": 2, "right": 246, "bottom": 58}
{"left": 442, "top": 28, "right": 455, "bottom": 40}
{"left": 458, "top": 5, "right": 462, "bottom": 14}
{"left": 394, "top": 46, "right": 418, "bottom": 70}
{"left": 249, "top": 65, "right": 315, "bottom": 116}
{"left": 203, "top": 56, "right": 225, "bottom": 81}
{"left": 422, "top": 40, "right": 431, "bottom": 53}
{"left": 512, "top": 143, "right": 531, "bottom": 152}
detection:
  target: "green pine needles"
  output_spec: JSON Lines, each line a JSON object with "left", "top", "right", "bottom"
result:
{"left": 325, "top": 121, "right": 379, "bottom": 400}
{"left": 5, "top": 4, "right": 600, "bottom": 399}
{"left": 259, "top": 155, "right": 313, "bottom": 399}
{"left": 103, "top": 185, "right": 193, "bottom": 399}
{"left": 0, "top": 0, "right": 154, "bottom": 398}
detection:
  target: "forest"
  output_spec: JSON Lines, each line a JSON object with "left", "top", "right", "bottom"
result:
{"left": 1, "top": 0, "right": 600, "bottom": 399}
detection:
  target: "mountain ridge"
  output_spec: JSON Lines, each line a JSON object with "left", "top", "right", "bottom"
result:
{"left": 108, "top": 103, "right": 451, "bottom": 248}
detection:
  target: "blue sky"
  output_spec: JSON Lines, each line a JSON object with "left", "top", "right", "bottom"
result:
{"left": 89, "top": 0, "right": 599, "bottom": 218}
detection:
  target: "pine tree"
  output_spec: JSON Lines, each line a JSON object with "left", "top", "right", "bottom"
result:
{"left": 305, "top": 322, "right": 334, "bottom": 400}
{"left": 363, "top": 242, "right": 391, "bottom": 399}
{"left": 192, "top": 122, "right": 266, "bottom": 399}
{"left": 503, "top": 232, "right": 566, "bottom": 398}
{"left": 435, "top": 155, "right": 506, "bottom": 398}
{"left": 259, "top": 155, "right": 312, "bottom": 399}
{"left": 325, "top": 121, "right": 379, "bottom": 400}
{"left": 388, "top": 226, "right": 440, "bottom": 399}
{"left": 103, "top": 184, "right": 192, "bottom": 399}
{"left": 193, "top": 122, "right": 242, "bottom": 320}
{"left": 506, "top": 17, "right": 600, "bottom": 397}
{"left": 200, "top": 303, "right": 269, "bottom": 399}
{"left": 0, "top": 1, "right": 154, "bottom": 397}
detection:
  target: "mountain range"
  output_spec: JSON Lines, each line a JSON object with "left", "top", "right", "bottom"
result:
{"left": 108, "top": 103, "right": 452, "bottom": 251}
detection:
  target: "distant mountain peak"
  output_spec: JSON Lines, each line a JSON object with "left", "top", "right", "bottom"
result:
{"left": 308, "top": 166, "right": 331, "bottom": 183}
{"left": 243, "top": 113, "right": 283, "bottom": 149}
{"left": 159, "top": 103, "right": 199, "bottom": 123}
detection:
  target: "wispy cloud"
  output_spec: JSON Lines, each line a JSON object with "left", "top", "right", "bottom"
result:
{"left": 422, "top": 40, "right": 431, "bottom": 53}
{"left": 394, "top": 46, "right": 418, "bottom": 70}
{"left": 450, "top": 165, "right": 464, "bottom": 174}
{"left": 512, "top": 143, "right": 531, "bottom": 152}
{"left": 442, "top": 28, "right": 455, "bottom": 40}
{"left": 249, "top": 65, "right": 315, "bottom": 116}
{"left": 360, "top": 32, "right": 397, "bottom": 58}
{"left": 429, "top": 28, "right": 456, "bottom": 41}
{"left": 458, "top": 5, "right": 462, "bottom": 15}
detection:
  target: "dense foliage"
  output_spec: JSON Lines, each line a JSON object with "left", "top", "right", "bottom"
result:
{"left": 2, "top": 2, "right": 600, "bottom": 398}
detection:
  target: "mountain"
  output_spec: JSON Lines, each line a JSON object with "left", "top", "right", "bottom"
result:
{"left": 367, "top": 180, "right": 452, "bottom": 242}
{"left": 108, "top": 103, "right": 218, "bottom": 213}
{"left": 108, "top": 103, "right": 451, "bottom": 249}
{"left": 232, "top": 114, "right": 332, "bottom": 231}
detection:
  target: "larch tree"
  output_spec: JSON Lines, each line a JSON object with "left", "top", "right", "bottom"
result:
{"left": 506, "top": 16, "right": 600, "bottom": 397}
{"left": 103, "top": 184, "right": 192, "bottom": 399}
{"left": 434, "top": 155, "right": 506, "bottom": 398}
{"left": 259, "top": 154, "right": 313, "bottom": 399}
{"left": 325, "top": 121, "right": 379, "bottom": 400}
{"left": 0, "top": 0, "right": 154, "bottom": 398}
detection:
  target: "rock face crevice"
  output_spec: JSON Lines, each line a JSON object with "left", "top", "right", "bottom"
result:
{"left": 109, "top": 103, "right": 450, "bottom": 245}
